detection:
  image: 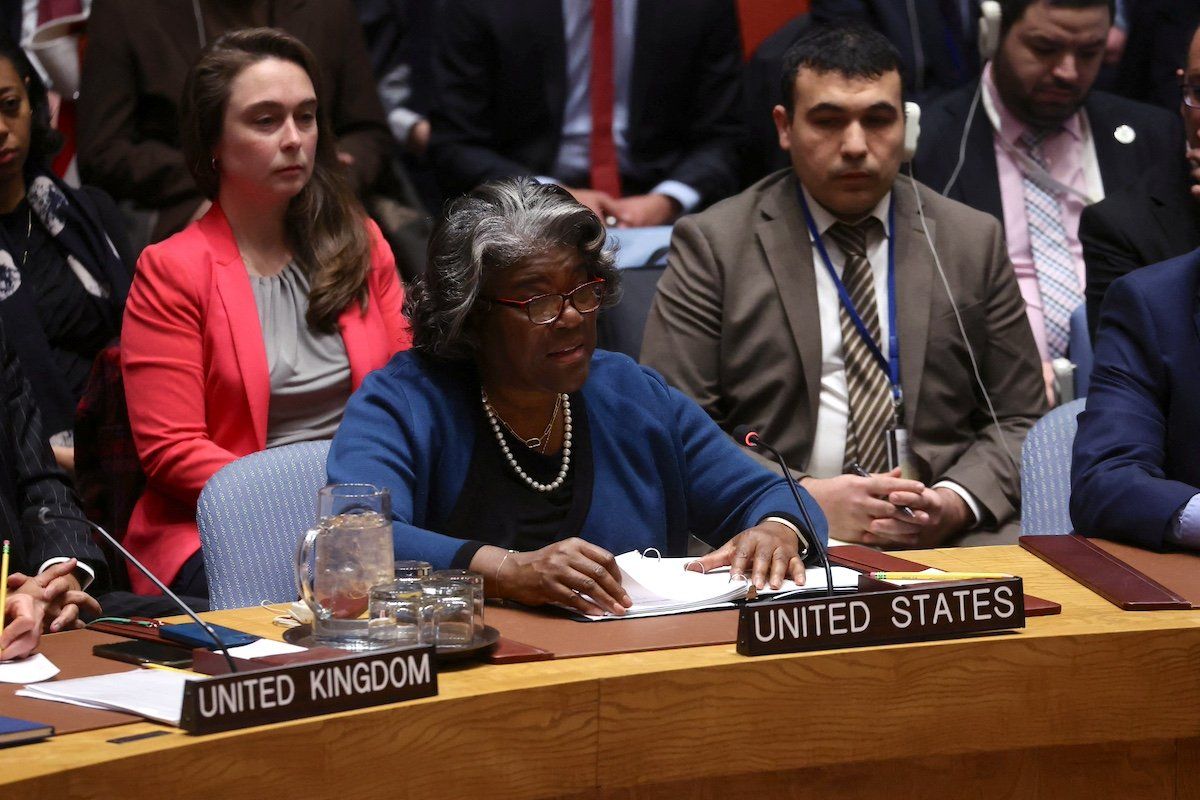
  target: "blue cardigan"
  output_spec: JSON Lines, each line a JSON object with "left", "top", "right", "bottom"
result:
{"left": 327, "top": 350, "right": 827, "bottom": 568}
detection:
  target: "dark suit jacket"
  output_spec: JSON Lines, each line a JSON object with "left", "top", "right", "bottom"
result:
{"left": 1079, "top": 166, "right": 1200, "bottom": 342}
{"left": 428, "top": 0, "right": 745, "bottom": 205}
{"left": 912, "top": 82, "right": 1184, "bottom": 226}
{"left": 1071, "top": 254, "right": 1200, "bottom": 550}
{"left": 1115, "top": 0, "right": 1200, "bottom": 112}
{"left": 810, "top": 0, "right": 980, "bottom": 103}
{"left": 641, "top": 170, "right": 1047, "bottom": 540}
{"left": 77, "top": 0, "right": 392, "bottom": 243}
{"left": 0, "top": 322, "right": 106, "bottom": 584}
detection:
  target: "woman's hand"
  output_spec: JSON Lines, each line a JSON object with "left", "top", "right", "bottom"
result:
{"left": 689, "top": 521, "right": 805, "bottom": 590}
{"left": 498, "top": 538, "right": 632, "bottom": 617}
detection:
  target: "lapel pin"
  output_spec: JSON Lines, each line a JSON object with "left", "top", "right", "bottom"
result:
{"left": 1114, "top": 125, "right": 1136, "bottom": 145}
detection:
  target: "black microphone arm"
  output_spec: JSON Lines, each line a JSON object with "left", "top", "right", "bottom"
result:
{"left": 30, "top": 506, "right": 238, "bottom": 674}
{"left": 732, "top": 425, "right": 836, "bottom": 598}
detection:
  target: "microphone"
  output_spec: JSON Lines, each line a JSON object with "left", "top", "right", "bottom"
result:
{"left": 733, "top": 425, "right": 835, "bottom": 598}
{"left": 27, "top": 507, "right": 238, "bottom": 674}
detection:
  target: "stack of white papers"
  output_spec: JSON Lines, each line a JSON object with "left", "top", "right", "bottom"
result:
{"left": 582, "top": 551, "right": 862, "bottom": 620}
{"left": 17, "top": 669, "right": 189, "bottom": 725}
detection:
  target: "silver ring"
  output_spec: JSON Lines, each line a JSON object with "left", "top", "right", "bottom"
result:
{"left": 605, "top": 215, "right": 618, "bottom": 227}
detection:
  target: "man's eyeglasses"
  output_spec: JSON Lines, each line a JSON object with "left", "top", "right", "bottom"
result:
{"left": 1182, "top": 84, "right": 1200, "bottom": 109}
{"left": 492, "top": 278, "right": 607, "bottom": 325}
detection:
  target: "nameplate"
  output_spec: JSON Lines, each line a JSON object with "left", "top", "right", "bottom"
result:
{"left": 736, "top": 579, "right": 1025, "bottom": 656}
{"left": 179, "top": 645, "right": 438, "bottom": 734}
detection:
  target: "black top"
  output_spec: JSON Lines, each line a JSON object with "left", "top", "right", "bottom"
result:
{"left": 444, "top": 393, "right": 594, "bottom": 568}
{"left": 0, "top": 200, "right": 118, "bottom": 407}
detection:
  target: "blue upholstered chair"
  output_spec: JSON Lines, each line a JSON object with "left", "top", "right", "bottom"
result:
{"left": 597, "top": 264, "right": 667, "bottom": 360}
{"left": 1020, "top": 398, "right": 1086, "bottom": 536}
{"left": 197, "top": 440, "right": 330, "bottom": 609}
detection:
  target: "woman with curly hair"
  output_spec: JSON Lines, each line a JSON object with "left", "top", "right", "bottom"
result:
{"left": 328, "top": 178, "right": 826, "bottom": 617}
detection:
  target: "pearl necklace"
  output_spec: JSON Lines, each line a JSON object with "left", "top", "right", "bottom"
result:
{"left": 482, "top": 388, "right": 572, "bottom": 493}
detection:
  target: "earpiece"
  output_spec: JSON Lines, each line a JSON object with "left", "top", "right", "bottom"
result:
{"left": 903, "top": 102, "right": 922, "bottom": 162}
{"left": 978, "top": 0, "right": 1002, "bottom": 64}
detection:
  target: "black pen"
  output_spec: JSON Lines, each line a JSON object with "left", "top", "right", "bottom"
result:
{"left": 848, "top": 462, "right": 917, "bottom": 519}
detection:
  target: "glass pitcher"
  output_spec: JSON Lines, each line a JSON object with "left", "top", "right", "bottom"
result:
{"left": 295, "top": 484, "right": 394, "bottom": 650}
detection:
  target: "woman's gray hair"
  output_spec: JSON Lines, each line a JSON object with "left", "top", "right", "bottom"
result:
{"left": 407, "top": 178, "right": 621, "bottom": 361}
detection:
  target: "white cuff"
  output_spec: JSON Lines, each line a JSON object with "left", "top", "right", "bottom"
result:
{"left": 37, "top": 557, "right": 95, "bottom": 590}
{"left": 931, "top": 481, "right": 982, "bottom": 530}
{"left": 650, "top": 180, "right": 700, "bottom": 213}
{"left": 763, "top": 516, "right": 809, "bottom": 559}
{"left": 387, "top": 108, "right": 424, "bottom": 145}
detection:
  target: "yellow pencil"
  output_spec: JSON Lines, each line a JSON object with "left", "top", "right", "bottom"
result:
{"left": 871, "top": 571, "right": 1014, "bottom": 581}
{"left": 0, "top": 540, "right": 10, "bottom": 656}
{"left": 141, "top": 663, "right": 204, "bottom": 678}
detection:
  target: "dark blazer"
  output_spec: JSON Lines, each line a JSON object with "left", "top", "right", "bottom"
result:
{"left": 1079, "top": 166, "right": 1200, "bottom": 342}
{"left": 0, "top": 322, "right": 106, "bottom": 584}
{"left": 912, "top": 82, "right": 1185, "bottom": 226}
{"left": 77, "top": 0, "right": 392, "bottom": 243}
{"left": 1070, "top": 254, "right": 1200, "bottom": 550}
{"left": 810, "top": 0, "right": 980, "bottom": 103}
{"left": 326, "top": 350, "right": 827, "bottom": 570}
{"left": 641, "top": 171, "right": 1047, "bottom": 540}
{"left": 1115, "top": 0, "right": 1200, "bottom": 112}
{"left": 428, "top": 0, "right": 745, "bottom": 205}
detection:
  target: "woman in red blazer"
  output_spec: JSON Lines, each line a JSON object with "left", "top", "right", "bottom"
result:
{"left": 121, "top": 29, "right": 410, "bottom": 598}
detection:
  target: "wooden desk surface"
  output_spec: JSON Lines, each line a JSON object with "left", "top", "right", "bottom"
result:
{"left": 4, "top": 545, "right": 1200, "bottom": 800}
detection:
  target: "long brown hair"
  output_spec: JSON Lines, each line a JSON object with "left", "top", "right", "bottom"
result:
{"left": 179, "top": 28, "right": 371, "bottom": 331}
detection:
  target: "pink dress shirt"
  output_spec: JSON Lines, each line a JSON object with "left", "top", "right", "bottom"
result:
{"left": 982, "top": 64, "right": 1098, "bottom": 362}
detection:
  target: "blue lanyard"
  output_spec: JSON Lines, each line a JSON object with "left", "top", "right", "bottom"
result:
{"left": 797, "top": 189, "right": 903, "bottom": 408}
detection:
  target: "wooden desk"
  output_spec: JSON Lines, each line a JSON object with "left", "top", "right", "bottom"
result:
{"left": 4, "top": 545, "right": 1200, "bottom": 800}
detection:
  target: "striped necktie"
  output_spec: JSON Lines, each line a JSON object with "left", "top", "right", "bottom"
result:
{"left": 1019, "top": 129, "right": 1080, "bottom": 360}
{"left": 826, "top": 219, "right": 892, "bottom": 474}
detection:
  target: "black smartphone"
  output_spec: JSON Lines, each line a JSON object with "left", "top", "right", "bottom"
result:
{"left": 93, "top": 640, "right": 194, "bottom": 668}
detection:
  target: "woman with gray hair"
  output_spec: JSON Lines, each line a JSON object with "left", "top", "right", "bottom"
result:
{"left": 328, "top": 179, "right": 826, "bottom": 616}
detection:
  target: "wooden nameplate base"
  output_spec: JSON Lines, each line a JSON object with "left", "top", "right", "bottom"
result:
{"left": 179, "top": 645, "right": 438, "bottom": 735}
{"left": 736, "top": 578, "right": 1025, "bottom": 656}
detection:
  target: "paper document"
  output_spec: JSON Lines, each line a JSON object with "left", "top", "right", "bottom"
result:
{"left": 18, "top": 669, "right": 189, "bottom": 725}
{"left": 0, "top": 653, "right": 59, "bottom": 684}
{"left": 582, "top": 551, "right": 861, "bottom": 620}
{"left": 226, "top": 639, "right": 306, "bottom": 659}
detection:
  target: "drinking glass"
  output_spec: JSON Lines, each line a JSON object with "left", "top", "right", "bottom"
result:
{"left": 420, "top": 577, "right": 475, "bottom": 646}
{"left": 430, "top": 569, "right": 485, "bottom": 639}
{"left": 394, "top": 560, "right": 432, "bottom": 580}
{"left": 368, "top": 579, "right": 425, "bottom": 646}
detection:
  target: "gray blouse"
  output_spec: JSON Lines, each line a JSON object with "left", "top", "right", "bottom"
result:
{"left": 250, "top": 261, "right": 352, "bottom": 448}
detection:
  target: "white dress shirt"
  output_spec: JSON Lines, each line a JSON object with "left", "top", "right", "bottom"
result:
{"left": 801, "top": 186, "right": 983, "bottom": 525}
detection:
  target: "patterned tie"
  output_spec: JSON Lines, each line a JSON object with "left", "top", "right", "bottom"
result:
{"left": 1020, "top": 129, "right": 1081, "bottom": 359}
{"left": 826, "top": 219, "right": 892, "bottom": 474}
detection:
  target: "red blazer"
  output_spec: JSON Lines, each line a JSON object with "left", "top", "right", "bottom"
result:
{"left": 121, "top": 205, "right": 411, "bottom": 594}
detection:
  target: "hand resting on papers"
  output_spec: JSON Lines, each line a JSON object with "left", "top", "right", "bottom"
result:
{"left": 473, "top": 521, "right": 805, "bottom": 618}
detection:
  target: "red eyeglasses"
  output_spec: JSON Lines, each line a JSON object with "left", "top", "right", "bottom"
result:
{"left": 491, "top": 278, "right": 607, "bottom": 325}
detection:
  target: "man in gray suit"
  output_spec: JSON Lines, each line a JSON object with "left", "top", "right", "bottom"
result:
{"left": 642, "top": 24, "right": 1046, "bottom": 547}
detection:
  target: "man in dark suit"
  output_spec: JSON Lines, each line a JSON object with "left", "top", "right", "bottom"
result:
{"left": 1114, "top": 0, "right": 1200, "bottom": 112}
{"left": 0, "top": 323, "right": 104, "bottom": 660}
{"left": 642, "top": 24, "right": 1046, "bottom": 547}
{"left": 912, "top": 0, "right": 1181, "bottom": 389}
{"left": 77, "top": 0, "right": 393, "bottom": 244}
{"left": 1080, "top": 22, "right": 1200, "bottom": 341}
{"left": 1071, "top": 253, "right": 1200, "bottom": 550}
{"left": 428, "top": 0, "right": 744, "bottom": 228}
{"left": 811, "top": 0, "right": 982, "bottom": 103}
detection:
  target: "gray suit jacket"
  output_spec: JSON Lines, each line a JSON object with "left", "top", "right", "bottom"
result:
{"left": 641, "top": 170, "right": 1047, "bottom": 537}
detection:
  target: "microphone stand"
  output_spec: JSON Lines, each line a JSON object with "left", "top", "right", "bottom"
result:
{"left": 32, "top": 507, "right": 238, "bottom": 674}
{"left": 740, "top": 431, "right": 836, "bottom": 599}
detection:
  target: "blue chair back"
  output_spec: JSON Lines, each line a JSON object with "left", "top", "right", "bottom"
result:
{"left": 1020, "top": 398, "right": 1085, "bottom": 535}
{"left": 197, "top": 440, "right": 330, "bottom": 609}
{"left": 1069, "top": 304, "right": 1093, "bottom": 396}
{"left": 597, "top": 263, "right": 667, "bottom": 360}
